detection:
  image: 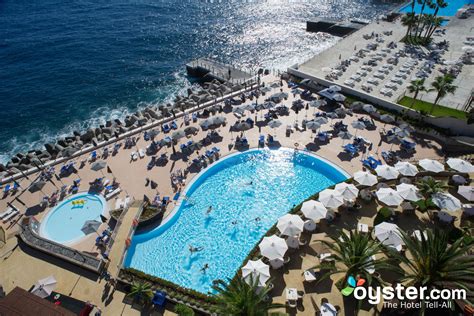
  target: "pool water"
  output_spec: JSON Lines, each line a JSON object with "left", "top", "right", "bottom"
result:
{"left": 399, "top": 0, "right": 474, "bottom": 16}
{"left": 125, "top": 148, "right": 348, "bottom": 293}
{"left": 39, "top": 193, "right": 107, "bottom": 244}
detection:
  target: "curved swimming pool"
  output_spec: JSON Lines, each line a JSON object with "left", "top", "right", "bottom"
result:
{"left": 39, "top": 193, "right": 107, "bottom": 244}
{"left": 125, "top": 148, "right": 348, "bottom": 293}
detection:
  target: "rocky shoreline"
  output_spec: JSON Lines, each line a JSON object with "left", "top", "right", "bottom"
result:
{"left": 0, "top": 79, "right": 250, "bottom": 180}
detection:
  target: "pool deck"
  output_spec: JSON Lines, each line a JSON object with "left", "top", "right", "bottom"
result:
{"left": 0, "top": 72, "right": 447, "bottom": 314}
{"left": 297, "top": 17, "right": 474, "bottom": 110}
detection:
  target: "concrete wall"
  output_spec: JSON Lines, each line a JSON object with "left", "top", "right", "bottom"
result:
{"left": 287, "top": 68, "right": 474, "bottom": 137}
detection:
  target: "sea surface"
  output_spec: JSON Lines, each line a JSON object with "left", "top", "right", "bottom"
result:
{"left": 0, "top": 0, "right": 395, "bottom": 163}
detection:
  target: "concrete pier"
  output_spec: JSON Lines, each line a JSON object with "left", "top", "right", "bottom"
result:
{"left": 186, "top": 58, "right": 254, "bottom": 84}
{"left": 306, "top": 18, "right": 367, "bottom": 37}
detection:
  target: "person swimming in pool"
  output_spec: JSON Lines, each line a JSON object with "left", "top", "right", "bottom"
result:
{"left": 201, "top": 263, "right": 209, "bottom": 273}
{"left": 206, "top": 206, "right": 212, "bottom": 214}
{"left": 255, "top": 217, "right": 261, "bottom": 222}
{"left": 231, "top": 220, "right": 238, "bottom": 225}
{"left": 189, "top": 245, "right": 203, "bottom": 253}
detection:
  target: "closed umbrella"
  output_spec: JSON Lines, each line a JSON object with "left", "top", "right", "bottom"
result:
{"left": 396, "top": 183, "right": 421, "bottom": 202}
{"left": 419, "top": 159, "right": 445, "bottom": 173}
{"left": 31, "top": 276, "right": 57, "bottom": 298}
{"left": 301, "top": 200, "right": 328, "bottom": 221}
{"left": 376, "top": 188, "right": 403, "bottom": 206}
{"left": 458, "top": 186, "right": 474, "bottom": 201}
{"left": 431, "top": 193, "right": 461, "bottom": 211}
{"left": 318, "top": 189, "right": 344, "bottom": 208}
{"left": 375, "top": 165, "right": 400, "bottom": 180}
{"left": 81, "top": 219, "right": 102, "bottom": 235}
{"left": 259, "top": 235, "right": 288, "bottom": 260}
{"left": 334, "top": 183, "right": 359, "bottom": 200}
{"left": 28, "top": 181, "right": 46, "bottom": 194}
{"left": 394, "top": 161, "right": 418, "bottom": 177}
{"left": 171, "top": 130, "right": 186, "bottom": 141}
{"left": 374, "top": 222, "right": 404, "bottom": 248}
{"left": 353, "top": 171, "right": 378, "bottom": 186}
{"left": 447, "top": 158, "right": 474, "bottom": 173}
{"left": 241, "top": 259, "right": 270, "bottom": 287}
{"left": 277, "top": 214, "right": 304, "bottom": 236}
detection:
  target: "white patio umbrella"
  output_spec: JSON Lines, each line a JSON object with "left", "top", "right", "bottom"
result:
{"left": 277, "top": 214, "right": 304, "bottom": 236}
{"left": 376, "top": 188, "right": 403, "bottom": 206}
{"left": 419, "top": 159, "right": 445, "bottom": 173}
{"left": 329, "top": 85, "right": 342, "bottom": 92}
{"left": 334, "top": 182, "right": 359, "bottom": 201}
{"left": 375, "top": 165, "right": 400, "bottom": 180}
{"left": 394, "top": 161, "right": 419, "bottom": 177}
{"left": 333, "top": 93, "right": 346, "bottom": 102}
{"left": 458, "top": 186, "right": 474, "bottom": 201}
{"left": 305, "top": 121, "right": 321, "bottom": 131}
{"left": 31, "top": 276, "right": 57, "bottom": 298}
{"left": 447, "top": 158, "right": 474, "bottom": 173}
{"left": 241, "top": 259, "right": 270, "bottom": 287}
{"left": 268, "top": 119, "right": 282, "bottom": 129}
{"left": 259, "top": 235, "right": 288, "bottom": 260}
{"left": 353, "top": 171, "right": 378, "bottom": 186}
{"left": 301, "top": 200, "right": 328, "bottom": 221}
{"left": 380, "top": 114, "right": 395, "bottom": 123}
{"left": 396, "top": 183, "right": 422, "bottom": 202}
{"left": 374, "top": 222, "right": 404, "bottom": 248}
{"left": 318, "top": 189, "right": 344, "bottom": 209}
{"left": 314, "top": 117, "right": 329, "bottom": 125}
{"left": 431, "top": 193, "right": 462, "bottom": 211}
{"left": 351, "top": 120, "right": 366, "bottom": 131}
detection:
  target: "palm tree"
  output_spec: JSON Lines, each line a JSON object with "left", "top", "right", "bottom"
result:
{"left": 407, "top": 78, "right": 426, "bottom": 108}
{"left": 212, "top": 276, "right": 284, "bottom": 316}
{"left": 417, "top": 176, "right": 447, "bottom": 198}
{"left": 433, "top": 0, "right": 448, "bottom": 17}
{"left": 426, "top": 16, "right": 444, "bottom": 41}
{"left": 429, "top": 74, "right": 457, "bottom": 114}
{"left": 391, "top": 229, "right": 474, "bottom": 313}
{"left": 402, "top": 13, "right": 418, "bottom": 38}
{"left": 312, "top": 231, "right": 396, "bottom": 288}
{"left": 128, "top": 281, "right": 153, "bottom": 305}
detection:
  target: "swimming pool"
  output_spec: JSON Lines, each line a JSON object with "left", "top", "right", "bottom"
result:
{"left": 125, "top": 148, "right": 348, "bottom": 293}
{"left": 399, "top": 0, "right": 473, "bottom": 16}
{"left": 39, "top": 193, "right": 107, "bottom": 244}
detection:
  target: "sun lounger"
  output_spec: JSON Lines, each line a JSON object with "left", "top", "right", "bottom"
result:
{"left": 362, "top": 156, "right": 382, "bottom": 169}
{"left": 234, "top": 112, "right": 242, "bottom": 119}
{"left": 105, "top": 188, "right": 121, "bottom": 200}
{"left": 170, "top": 121, "right": 178, "bottom": 130}
{"left": 3, "top": 184, "right": 11, "bottom": 194}
{"left": 212, "top": 147, "right": 220, "bottom": 153}
{"left": 0, "top": 207, "right": 15, "bottom": 220}
{"left": 130, "top": 151, "right": 138, "bottom": 161}
{"left": 152, "top": 291, "right": 167, "bottom": 307}
{"left": 3, "top": 210, "right": 19, "bottom": 223}
{"left": 205, "top": 150, "right": 214, "bottom": 158}
{"left": 162, "top": 124, "right": 170, "bottom": 133}
{"left": 139, "top": 149, "right": 145, "bottom": 159}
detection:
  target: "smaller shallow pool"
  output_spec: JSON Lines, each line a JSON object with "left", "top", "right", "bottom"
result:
{"left": 39, "top": 193, "right": 107, "bottom": 244}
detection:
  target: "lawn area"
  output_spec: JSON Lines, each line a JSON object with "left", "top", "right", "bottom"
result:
{"left": 398, "top": 96, "right": 467, "bottom": 120}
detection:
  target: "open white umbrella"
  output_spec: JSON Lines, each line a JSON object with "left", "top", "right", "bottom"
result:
{"left": 458, "top": 186, "right": 474, "bottom": 201}
{"left": 334, "top": 182, "right": 359, "bottom": 200}
{"left": 268, "top": 119, "right": 282, "bottom": 129}
{"left": 329, "top": 85, "right": 342, "bottom": 92}
{"left": 305, "top": 121, "right": 321, "bottom": 130}
{"left": 376, "top": 188, "right": 403, "bottom": 206}
{"left": 31, "top": 276, "right": 57, "bottom": 298}
{"left": 333, "top": 93, "right": 346, "bottom": 102}
{"left": 374, "top": 222, "right": 404, "bottom": 248}
{"left": 375, "top": 165, "right": 400, "bottom": 180}
{"left": 396, "top": 183, "right": 422, "bottom": 202}
{"left": 277, "top": 214, "right": 304, "bottom": 236}
{"left": 318, "top": 189, "right": 344, "bottom": 208}
{"left": 353, "top": 171, "right": 378, "bottom": 186}
{"left": 351, "top": 120, "right": 366, "bottom": 131}
{"left": 447, "top": 158, "right": 474, "bottom": 173}
{"left": 314, "top": 117, "right": 329, "bottom": 125}
{"left": 241, "top": 259, "right": 270, "bottom": 287}
{"left": 338, "top": 131, "right": 353, "bottom": 140}
{"left": 419, "top": 159, "right": 445, "bottom": 173}
{"left": 259, "top": 235, "right": 288, "bottom": 260}
{"left": 394, "top": 161, "right": 419, "bottom": 177}
{"left": 380, "top": 114, "right": 395, "bottom": 123}
{"left": 301, "top": 200, "right": 328, "bottom": 221}
{"left": 431, "top": 193, "right": 462, "bottom": 211}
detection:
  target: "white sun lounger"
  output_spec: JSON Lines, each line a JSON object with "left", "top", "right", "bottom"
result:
{"left": 3, "top": 210, "right": 19, "bottom": 223}
{"left": 139, "top": 149, "right": 145, "bottom": 159}
{"left": 130, "top": 152, "right": 138, "bottom": 161}
{"left": 105, "top": 188, "right": 121, "bottom": 200}
{"left": 0, "top": 207, "right": 14, "bottom": 220}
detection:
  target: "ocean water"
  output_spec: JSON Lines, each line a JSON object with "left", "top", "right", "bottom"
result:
{"left": 125, "top": 148, "right": 348, "bottom": 293}
{"left": 0, "top": 0, "right": 394, "bottom": 163}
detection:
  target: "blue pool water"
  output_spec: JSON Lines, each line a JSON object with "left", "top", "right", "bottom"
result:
{"left": 125, "top": 148, "right": 348, "bottom": 293}
{"left": 400, "top": 0, "right": 473, "bottom": 16}
{"left": 40, "top": 193, "right": 107, "bottom": 244}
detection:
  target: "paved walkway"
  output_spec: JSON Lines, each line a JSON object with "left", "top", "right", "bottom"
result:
{"left": 108, "top": 200, "right": 142, "bottom": 278}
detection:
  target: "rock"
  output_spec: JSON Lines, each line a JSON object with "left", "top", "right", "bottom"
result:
{"left": 80, "top": 129, "right": 95, "bottom": 142}
{"left": 119, "top": 126, "right": 128, "bottom": 134}
{"left": 94, "top": 127, "right": 102, "bottom": 137}
{"left": 58, "top": 139, "right": 68, "bottom": 147}
{"left": 17, "top": 164, "right": 33, "bottom": 171}
{"left": 137, "top": 118, "right": 148, "bottom": 126}
{"left": 16, "top": 153, "right": 25, "bottom": 159}
{"left": 0, "top": 164, "right": 6, "bottom": 172}
{"left": 10, "top": 157, "right": 20, "bottom": 164}
{"left": 8, "top": 167, "right": 20, "bottom": 175}
{"left": 54, "top": 144, "right": 64, "bottom": 153}
{"left": 73, "top": 130, "right": 81, "bottom": 137}
{"left": 20, "top": 157, "right": 31, "bottom": 165}
{"left": 101, "top": 127, "right": 113, "bottom": 135}
{"left": 114, "top": 119, "right": 122, "bottom": 126}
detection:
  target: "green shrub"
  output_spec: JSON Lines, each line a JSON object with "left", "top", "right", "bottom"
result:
{"left": 175, "top": 304, "right": 195, "bottom": 316}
